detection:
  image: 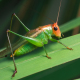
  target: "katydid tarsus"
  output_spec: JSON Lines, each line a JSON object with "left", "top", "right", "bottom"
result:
{"left": 1, "top": 0, "right": 73, "bottom": 77}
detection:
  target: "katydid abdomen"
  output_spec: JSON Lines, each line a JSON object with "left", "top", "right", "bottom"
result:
{"left": 13, "top": 42, "right": 37, "bottom": 57}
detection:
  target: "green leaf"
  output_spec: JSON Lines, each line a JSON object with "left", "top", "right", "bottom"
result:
{"left": 74, "top": 79, "right": 80, "bottom": 80}
{"left": 60, "top": 17, "right": 80, "bottom": 33}
{"left": 0, "top": 32, "right": 80, "bottom": 80}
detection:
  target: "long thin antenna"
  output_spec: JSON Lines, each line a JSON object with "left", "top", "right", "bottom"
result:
{"left": 45, "top": 15, "right": 55, "bottom": 23}
{"left": 56, "top": 0, "right": 62, "bottom": 23}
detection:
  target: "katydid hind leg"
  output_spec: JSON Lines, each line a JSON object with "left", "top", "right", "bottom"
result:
{"left": 10, "top": 13, "right": 30, "bottom": 32}
{"left": 7, "top": 29, "right": 43, "bottom": 47}
{"left": 7, "top": 32, "right": 17, "bottom": 77}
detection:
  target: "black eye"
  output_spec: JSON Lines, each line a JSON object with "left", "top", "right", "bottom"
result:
{"left": 54, "top": 27, "right": 58, "bottom": 31}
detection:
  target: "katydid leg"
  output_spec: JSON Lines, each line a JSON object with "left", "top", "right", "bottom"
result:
{"left": 43, "top": 45, "right": 51, "bottom": 59}
{"left": 57, "top": 41, "right": 73, "bottom": 50}
{"left": 7, "top": 32, "right": 17, "bottom": 77}
{"left": 7, "top": 30, "right": 43, "bottom": 47}
{"left": 10, "top": 13, "right": 30, "bottom": 32}
{"left": 49, "top": 36, "right": 73, "bottom": 50}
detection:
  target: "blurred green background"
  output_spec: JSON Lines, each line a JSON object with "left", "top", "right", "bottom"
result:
{"left": 0, "top": 0, "right": 80, "bottom": 49}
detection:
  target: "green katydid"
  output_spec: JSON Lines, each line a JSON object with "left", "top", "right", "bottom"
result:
{"left": 0, "top": 0, "right": 73, "bottom": 77}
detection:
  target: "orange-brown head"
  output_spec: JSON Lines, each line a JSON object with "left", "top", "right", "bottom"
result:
{"left": 52, "top": 22, "right": 61, "bottom": 38}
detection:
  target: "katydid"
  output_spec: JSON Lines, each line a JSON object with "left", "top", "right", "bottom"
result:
{"left": 0, "top": 0, "right": 73, "bottom": 77}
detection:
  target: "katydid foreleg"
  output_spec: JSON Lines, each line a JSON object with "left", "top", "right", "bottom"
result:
{"left": 57, "top": 41, "right": 73, "bottom": 50}
{"left": 49, "top": 36, "right": 73, "bottom": 50}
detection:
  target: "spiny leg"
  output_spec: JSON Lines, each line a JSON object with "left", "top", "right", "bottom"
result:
{"left": 43, "top": 45, "right": 51, "bottom": 59}
{"left": 7, "top": 32, "right": 17, "bottom": 77}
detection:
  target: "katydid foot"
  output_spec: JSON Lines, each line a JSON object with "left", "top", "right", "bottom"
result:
{"left": 46, "top": 55, "right": 51, "bottom": 59}
{"left": 12, "top": 68, "right": 17, "bottom": 77}
{"left": 67, "top": 47, "right": 73, "bottom": 50}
